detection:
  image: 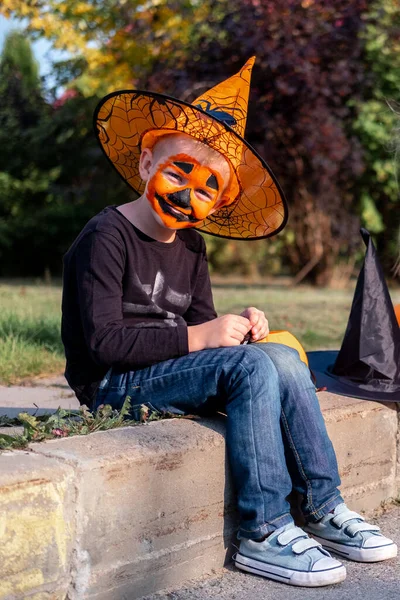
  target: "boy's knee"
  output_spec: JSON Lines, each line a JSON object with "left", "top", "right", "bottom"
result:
{"left": 256, "top": 343, "right": 308, "bottom": 378}
{"left": 227, "top": 344, "right": 279, "bottom": 377}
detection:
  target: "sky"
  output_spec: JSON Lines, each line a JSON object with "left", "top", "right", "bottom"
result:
{"left": 0, "top": 14, "right": 67, "bottom": 90}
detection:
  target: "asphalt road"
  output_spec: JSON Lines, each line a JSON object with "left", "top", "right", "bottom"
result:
{"left": 142, "top": 504, "right": 400, "bottom": 600}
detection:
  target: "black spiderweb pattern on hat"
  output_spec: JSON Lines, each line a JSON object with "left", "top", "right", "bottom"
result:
{"left": 95, "top": 91, "right": 287, "bottom": 240}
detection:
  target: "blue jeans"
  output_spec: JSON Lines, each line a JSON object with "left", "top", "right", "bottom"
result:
{"left": 94, "top": 343, "right": 343, "bottom": 540}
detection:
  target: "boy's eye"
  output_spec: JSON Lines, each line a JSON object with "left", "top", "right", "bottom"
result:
{"left": 166, "top": 171, "right": 183, "bottom": 183}
{"left": 196, "top": 189, "right": 212, "bottom": 201}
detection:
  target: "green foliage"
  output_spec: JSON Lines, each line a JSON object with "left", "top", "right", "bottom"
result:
{"left": 352, "top": 101, "right": 398, "bottom": 217}
{"left": 0, "top": 396, "right": 187, "bottom": 451}
{"left": 203, "top": 234, "right": 285, "bottom": 277}
{"left": 0, "top": 30, "right": 40, "bottom": 97}
{"left": 352, "top": 0, "right": 400, "bottom": 267}
{"left": 0, "top": 32, "right": 129, "bottom": 275}
{"left": 0, "top": 31, "right": 51, "bottom": 273}
{"left": 0, "top": 397, "right": 136, "bottom": 450}
{"left": 360, "top": 193, "right": 384, "bottom": 234}
{"left": 1, "top": 0, "right": 227, "bottom": 96}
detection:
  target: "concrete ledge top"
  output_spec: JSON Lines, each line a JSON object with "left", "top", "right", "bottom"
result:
{"left": 316, "top": 390, "right": 398, "bottom": 420}
{"left": 22, "top": 392, "right": 395, "bottom": 466}
{"left": 0, "top": 392, "right": 396, "bottom": 467}
{"left": 30, "top": 417, "right": 227, "bottom": 467}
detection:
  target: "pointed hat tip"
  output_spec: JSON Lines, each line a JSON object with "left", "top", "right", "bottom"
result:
{"left": 244, "top": 56, "right": 256, "bottom": 70}
{"left": 235, "top": 56, "right": 256, "bottom": 82}
{"left": 360, "top": 228, "right": 371, "bottom": 248}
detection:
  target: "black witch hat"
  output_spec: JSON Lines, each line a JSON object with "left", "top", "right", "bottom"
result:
{"left": 308, "top": 229, "right": 400, "bottom": 402}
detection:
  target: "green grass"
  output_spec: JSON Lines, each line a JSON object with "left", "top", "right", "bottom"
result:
{"left": 1, "top": 280, "right": 399, "bottom": 385}
{"left": 0, "top": 284, "right": 64, "bottom": 384}
{"left": 212, "top": 284, "right": 375, "bottom": 351}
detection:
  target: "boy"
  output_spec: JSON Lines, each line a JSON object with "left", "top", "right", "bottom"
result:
{"left": 62, "top": 58, "right": 396, "bottom": 587}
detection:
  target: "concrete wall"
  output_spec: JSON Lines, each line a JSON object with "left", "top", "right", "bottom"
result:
{"left": 0, "top": 393, "right": 399, "bottom": 600}
{"left": 0, "top": 452, "right": 76, "bottom": 599}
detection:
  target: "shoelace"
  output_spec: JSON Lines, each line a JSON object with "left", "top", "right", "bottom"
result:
{"left": 331, "top": 509, "right": 380, "bottom": 537}
{"left": 277, "top": 526, "right": 323, "bottom": 555}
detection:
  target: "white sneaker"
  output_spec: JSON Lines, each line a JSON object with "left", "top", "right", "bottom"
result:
{"left": 304, "top": 503, "right": 398, "bottom": 562}
{"left": 235, "top": 523, "right": 346, "bottom": 587}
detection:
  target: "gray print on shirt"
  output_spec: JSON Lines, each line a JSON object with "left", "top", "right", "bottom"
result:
{"left": 122, "top": 271, "right": 191, "bottom": 327}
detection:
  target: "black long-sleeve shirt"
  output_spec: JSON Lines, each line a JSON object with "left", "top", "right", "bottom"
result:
{"left": 61, "top": 206, "right": 217, "bottom": 406}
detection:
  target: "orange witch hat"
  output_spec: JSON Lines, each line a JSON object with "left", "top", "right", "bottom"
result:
{"left": 94, "top": 57, "right": 288, "bottom": 240}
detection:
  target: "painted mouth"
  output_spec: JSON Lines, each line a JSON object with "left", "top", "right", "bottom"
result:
{"left": 156, "top": 193, "right": 199, "bottom": 223}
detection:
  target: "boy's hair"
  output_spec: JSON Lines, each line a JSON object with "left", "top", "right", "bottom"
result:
{"left": 148, "top": 132, "right": 233, "bottom": 206}
{"left": 152, "top": 132, "right": 230, "bottom": 173}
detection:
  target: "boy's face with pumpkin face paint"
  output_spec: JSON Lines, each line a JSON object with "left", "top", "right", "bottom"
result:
{"left": 139, "top": 133, "right": 231, "bottom": 230}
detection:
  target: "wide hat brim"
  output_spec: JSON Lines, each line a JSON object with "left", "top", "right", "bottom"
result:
{"left": 94, "top": 91, "right": 288, "bottom": 240}
{"left": 308, "top": 350, "right": 400, "bottom": 402}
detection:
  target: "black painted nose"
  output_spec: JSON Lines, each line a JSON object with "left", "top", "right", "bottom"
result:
{"left": 167, "top": 188, "right": 191, "bottom": 209}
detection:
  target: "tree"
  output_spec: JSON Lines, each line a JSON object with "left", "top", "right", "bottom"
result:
{"left": 0, "top": 0, "right": 220, "bottom": 96}
{"left": 146, "top": 0, "right": 367, "bottom": 285}
{"left": 0, "top": 29, "right": 44, "bottom": 167}
{"left": 352, "top": 0, "right": 400, "bottom": 275}
{"left": 0, "top": 30, "right": 128, "bottom": 276}
{"left": 0, "top": 30, "right": 50, "bottom": 273}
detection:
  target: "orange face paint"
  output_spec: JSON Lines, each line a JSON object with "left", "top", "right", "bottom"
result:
{"left": 146, "top": 153, "right": 225, "bottom": 229}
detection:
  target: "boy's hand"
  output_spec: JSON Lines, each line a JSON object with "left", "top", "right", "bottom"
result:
{"left": 188, "top": 314, "right": 251, "bottom": 352}
{"left": 240, "top": 307, "right": 269, "bottom": 342}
